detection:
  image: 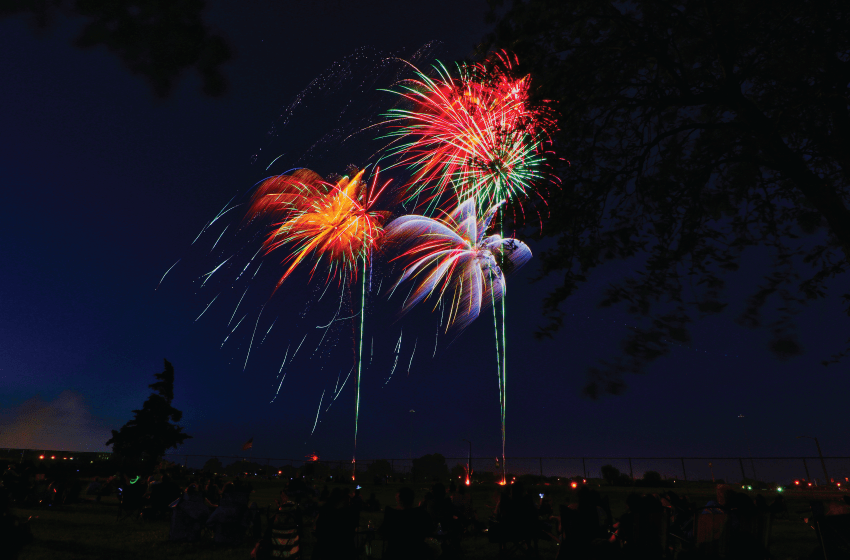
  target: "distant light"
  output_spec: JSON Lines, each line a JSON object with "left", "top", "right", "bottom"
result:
{"left": 50, "top": 456, "right": 55, "bottom": 459}
{"left": 39, "top": 455, "right": 44, "bottom": 460}
{"left": 777, "top": 487, "right": 784, "bottom": 492}
{"left": 747, "top": 485, "right": 752, "bottom": 491}
{"left": 794, "top": 480, "right": 800, "bottom": 485}
{"left": 570, "top": 482, "right": 578, "bottom": 489}
{"left": 808, "top": 483, "right": 813, "bottom": 487}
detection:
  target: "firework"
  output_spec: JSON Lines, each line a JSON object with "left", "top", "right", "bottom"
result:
{"left": 383, "top": 51, "right": 555, "bottom": 212}
{"left": 385, "top": 198, "right": 531, "bottom": 331}
{"left": 247, "top": 166, "right": 393, "bottom": 479}
{"left": 247, "top": 167, "right": 392, "bottom": 289}
{"left": 386, "top": 197, "right": 532, "bottom": 484}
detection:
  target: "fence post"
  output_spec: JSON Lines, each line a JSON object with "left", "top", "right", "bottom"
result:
{"left": 681, "top": 458, "right": 687, "bottom": 481}
{"left": 582, "top": 458, "right": 587, "bottom": 479}
{"left": 628, "top": 458, "right": 634, "bottom": 481}
{"left": 539, "top": 457, "right": 544, "bottom": 478}
{"left": 739, "top": 458, "right": 746, "bottom": 482}
{"left": 803, "top": 457, "right": 811, "bottom": 481}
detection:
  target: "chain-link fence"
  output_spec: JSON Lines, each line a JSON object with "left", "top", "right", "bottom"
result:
{"left": 160, "top": 453, "right": 850, "bottom": 485}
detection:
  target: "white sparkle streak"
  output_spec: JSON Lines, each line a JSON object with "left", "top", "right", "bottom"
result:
{"left": 209, "top": 225, "right": 229, "bottom": 254}
{"left": 243, "top": 305, "right": 265, "bottom": 372}
{"left": 260, "top": 316, "right": 278, "bottom": 345}
{"left": 200, "top": 256, "right": 232, "bottom": 287}
{"left": 384, "top": 331, "right": 403, "bottom": 386}
{"left": 407, "top": 337, "right": 418, "bottom": 375}
{"left": 229, "top": 287, "right": 249, "bottom": 326}
{"left": 311, "top": 390, "right": 326, "bottom": 435}
{"left": 291, "top": 333, "right": 309, "bottom": 361}
{"left": 221, "top": 314, "right": 246, "bottom": 347}
{"left": 156, "top": 259, "right": 180, "bottom": 290}
{"left": 195, "top": 293, "right": 220, "bottom": 322}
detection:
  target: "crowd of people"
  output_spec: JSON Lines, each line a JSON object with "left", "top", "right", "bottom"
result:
{"left": 5, "top": 459, "right": 850, "bottom": 559}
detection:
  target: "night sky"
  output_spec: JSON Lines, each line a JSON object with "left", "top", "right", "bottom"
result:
{"left": 1, "top": 1, "right": 847, "bottom": 475}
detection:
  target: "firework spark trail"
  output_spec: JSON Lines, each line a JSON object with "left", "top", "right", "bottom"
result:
{"left": 332, "top": 370, "right": 341, "bottom": 395}
{"left": 209, "top": 225, "right": 229, "bottom": 254}
{"left": 433, "top": 329, "right": 439, "bottom": 358}
{"left": 200, "top": 256, "right": 232, "bottom": 287}
{"left": 260, "top": 316, "right": 278, "bottom": 345}
{"left": 316, "top": 290, "right": 346, "bottom": 329}
{"left": 333, "top": 367, "right": 353, "bottom": 402}
{"left": 195, "top": 294, "right": 220, "bottom": 322}
{"left": 221, "top": 314, "right": 246, "bottom": 347}
{"left": 156, "top": 259, "right": 181, "bottom": 290}
{"left": 326, "top": 366, "right": 354, "bottom": 411}
{"left": 269, "top": 343, "right": 292, "bottom": 403}
{"left": 497, "top": 219, "right": 508, "bottom": 482}
{"left": 229, "top": 287, "right": 249, "bottom": 326}
{"left": 317, "top": 276, "right": 333, "bottom": 302}
{"left": 490, "top": 277, "right": 505, "bottom": 483}
{"left": 313, "top": 290, "right": 346, "bottom": 356}
{"left": 353, "top": 258, "right": 367, "bottom": 478}
{"left": 407, "top": 337, "right": 418, "bottom": 375}
{"left": 191, "top": 195, "right": 239, "bottom": 245}
{"left": 291, "top": 333, "right": 309, "bottom": 362}
{"left": 311, "top": 390, "right": 325, "bottom": 435}
{"left": 384, "top": 331, "right": 403, "bottom": 386}
{"left": 265, "top": 153, "right": 287, "bottom": 171}
{"left": 244, "top": 305, "right": 265, "bottom": 372}
{"left": 252, "top": 262, "right": 263, "bottom": 279}
{"left": 235, "top": 247, "right": 263, "bottom": 282}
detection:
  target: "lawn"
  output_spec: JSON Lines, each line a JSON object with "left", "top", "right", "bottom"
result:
{"left": 14, "top": 479, "right": 824, "bottom": 559}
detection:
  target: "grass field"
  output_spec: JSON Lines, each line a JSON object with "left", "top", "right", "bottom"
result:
{"left": 13, "top": 479, "right": 825, "bottom": 559}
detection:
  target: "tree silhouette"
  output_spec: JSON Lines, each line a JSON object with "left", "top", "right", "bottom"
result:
{"left": 107, "top": 359, "right": 191, "bottom": 468}
{"left": 482, "top": 0, "right": 850, "bottom": 396}
{"left": 202, "top": 457, "right": 223, "bottom": 473}
{"left": 1, "top": 0, "right": 230, "bottom": 97}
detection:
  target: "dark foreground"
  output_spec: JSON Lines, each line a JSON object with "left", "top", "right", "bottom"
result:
{"left": 9, "top": 480, "right": 833, "bottom": 559}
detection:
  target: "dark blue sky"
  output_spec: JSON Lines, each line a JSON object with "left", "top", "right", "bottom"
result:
{"left": 1, "top": 1, "right": 847, "bottom": 474}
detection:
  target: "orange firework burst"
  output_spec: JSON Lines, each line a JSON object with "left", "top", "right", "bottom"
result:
{"left": 247, "top": 167, "right": 392, "bottom": 290}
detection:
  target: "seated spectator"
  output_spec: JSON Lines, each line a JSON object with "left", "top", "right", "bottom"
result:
{"left": 0, "top": 487, "right": 33, "bottom": 558}
{"left": 770, "top": 494, "right": 788, "bottom": 519}
{"left": 366, "top": 492, "right": 381, "bottom": 513}
{"left": 380, "top": 487, "right": 433, "bottom": 560}
{"left": 85, "top": 477, "right": 103, "bottom": 496}
{"left": 424, "top": 482, "right": 454, "bottom": 528}
{"left": 205, "top": 481, "right": 221, "bottom": 508}
{"left": 207, "top": 480, "right": 252, "bottom": 545}
{"left": 169, "top": 484, "right": 210, "bottom": 542}
{"left": 350, "top": 488, "right": 366, "bottom": 514}
{"left": 314, "top": 488, "right": 358, "bottom": 559}
{"left": 142, "top": 473, "right": 181, "bottom": 520}
{"left": 452, "top": 484, "right": 475, "bottom": 532}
